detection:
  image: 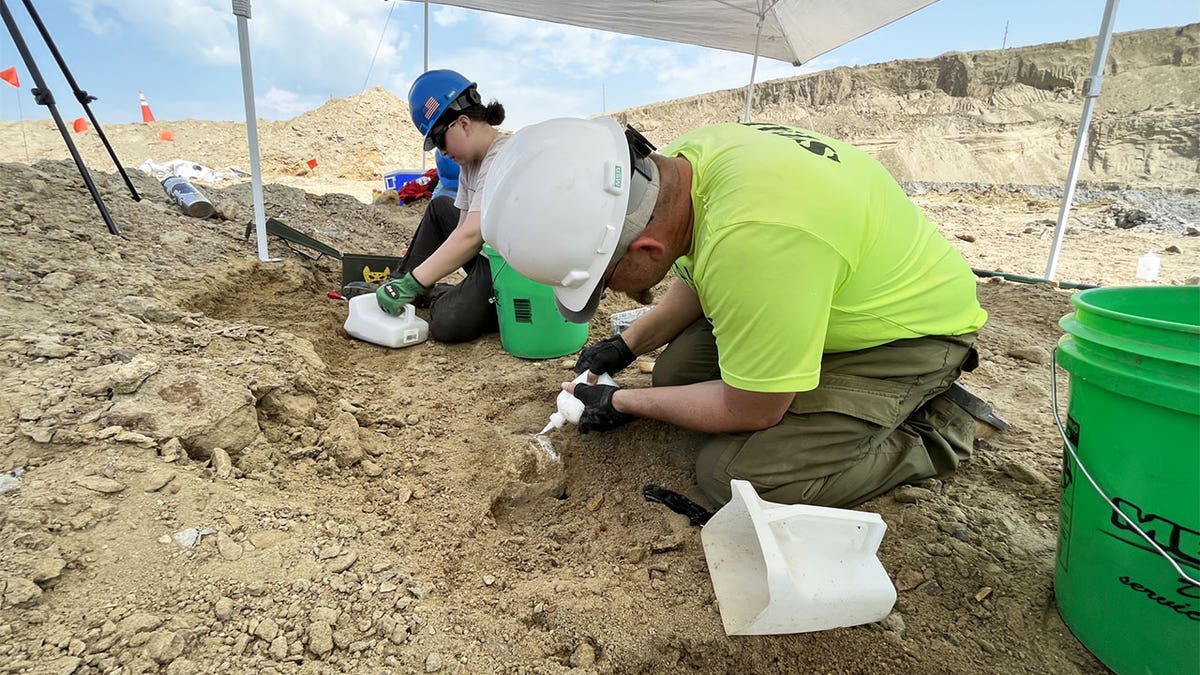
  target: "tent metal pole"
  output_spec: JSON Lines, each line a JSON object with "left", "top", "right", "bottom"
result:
{"left": 742, "top": 11, "right": 765, "bottom": 123}
{"left": 233, "top": 0, "right": 275, "bottom": 262}
{"left": 422, "top": 0, "right": 429, "bottom": 171}
{"left": 1044, "top": 0, "right": 1119, "bottom": 280}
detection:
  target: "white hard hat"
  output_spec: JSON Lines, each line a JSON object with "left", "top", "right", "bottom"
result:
{"left": 481, "top": 117, "right": 659, "bottom": 323}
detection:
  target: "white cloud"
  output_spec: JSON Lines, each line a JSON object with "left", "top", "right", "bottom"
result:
{"left": 478, "top": 14, "right": 634, "bottom": 82}
{"left": 69, "top": 0, "right": 239, "bottom": 65}
{"left": 432, "top": 6, "right": 468, "bottom": 28}
{"left": 636, "top": 45, "right": 800, "bottom": 103}
{"left": 248, "top": 1, "right": 410, "bottom": 94}
{"left": 68, "top": 0, "right": 118, "bottom": 35}
{"left": 68, "top": 0, "right": 411, "bottom": 100}
{"left": 259, "top": 87, "right": 321, "bottom": 119}
{"left": 54, "top": 1, "right": 850, "bottom": 126}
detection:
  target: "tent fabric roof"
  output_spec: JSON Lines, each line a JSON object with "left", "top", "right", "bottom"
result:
{"left": 419, "top": 1, "right": 938, "bottom": 66}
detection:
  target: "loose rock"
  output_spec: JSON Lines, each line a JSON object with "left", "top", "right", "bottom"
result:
{"left": 253, "top": 617, "right": 280, "bottom": 642}
{"left": 307, "top": 621, "right": 334, "bottom": 656}
{"left": 144, "top": 630, "right": 185, "bottom": 665}
{"left": 75, "top": 476, "right": 126, "bottom": 494}
{"left": 570, "top": 642, "right": 597, "bottom": 668}
{"left": 217, "top": 531, "right": 243, "bottom": 561}
{"left": 211, "top": 447, "right": 233, "bottom": 479}
{"left": 214, "top": 597, "right": 235, "bottom": 621}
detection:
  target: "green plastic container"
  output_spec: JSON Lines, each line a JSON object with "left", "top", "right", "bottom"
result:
{"left": 482, "top": 244, "right": 588, "bottom": 360}
{"left": 1055, "top": 286, "right": 1200, "bottom": 675}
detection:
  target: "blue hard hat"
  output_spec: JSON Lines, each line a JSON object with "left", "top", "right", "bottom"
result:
{"left": 434, "top": 150, "right": 460, "bottom": 187}
{"left": 408, "top": 69, "right": 477, "bottom": 151}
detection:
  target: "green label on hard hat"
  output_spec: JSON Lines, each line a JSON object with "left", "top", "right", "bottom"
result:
{"left": 613, "top": 165, "right": 623, "bottom": 189}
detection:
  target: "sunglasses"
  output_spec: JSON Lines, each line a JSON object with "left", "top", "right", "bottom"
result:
{"left": 429, "top": 118, "right": 463, "bottom": 152}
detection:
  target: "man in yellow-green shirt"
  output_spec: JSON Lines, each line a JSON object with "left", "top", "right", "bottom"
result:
{"left": 481, "top": 119, "right": 991, "bottom": 507}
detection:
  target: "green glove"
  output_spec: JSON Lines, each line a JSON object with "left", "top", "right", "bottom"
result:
{"left": 375, "top": 273, "right": 428, "bottom": 316}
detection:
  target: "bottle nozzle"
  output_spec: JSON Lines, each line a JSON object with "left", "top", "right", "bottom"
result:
{"left": 538, "top": 412, "right": 566, "bottom": 436}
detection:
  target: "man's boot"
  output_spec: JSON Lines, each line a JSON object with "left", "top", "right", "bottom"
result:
{"left": 943, "top": 382, "right": 1011, "bottom": 438}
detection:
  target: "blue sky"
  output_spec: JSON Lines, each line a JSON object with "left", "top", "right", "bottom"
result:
{"left": 1, "top": 0, "right": 1196, "bottom": 131}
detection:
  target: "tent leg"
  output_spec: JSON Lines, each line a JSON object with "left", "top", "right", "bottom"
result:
{"left": 233, "top": 0, "right": 276, "bottom": 263}
{"left": 422, "top": 0, "right": 429, "bottom": 171}
{"left": 1044, "top": 0, "right": 1119, "bottom": 280}
{"left": 742, "top": 14, "right": 764, "bottom": 123}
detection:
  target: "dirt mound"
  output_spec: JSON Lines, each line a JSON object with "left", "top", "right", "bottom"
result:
{"left": 0, "top": 86, "right": 424, "bottom": 184}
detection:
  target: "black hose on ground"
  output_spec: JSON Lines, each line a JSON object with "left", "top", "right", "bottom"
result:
{"left": 972, "top": 268, "right": 1099, "bottom": 290}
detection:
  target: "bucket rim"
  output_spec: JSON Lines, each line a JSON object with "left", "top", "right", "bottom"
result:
{"left": 1072, "top": 286, "right": 1200, "bottom": 335}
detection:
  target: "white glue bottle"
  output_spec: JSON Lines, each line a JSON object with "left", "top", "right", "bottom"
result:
{"left": 539, "top": 371, "right": 619, "bottom": 434}
{"left": 1135, "top": 251, "right": 1161, "bottom": 281}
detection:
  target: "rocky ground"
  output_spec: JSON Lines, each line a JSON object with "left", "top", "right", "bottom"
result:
{"left": 0, "top": 156, "right": 1195, "bottom": 675}
{"left": 1, "top": 21, "right": 1198, "bottom": 675}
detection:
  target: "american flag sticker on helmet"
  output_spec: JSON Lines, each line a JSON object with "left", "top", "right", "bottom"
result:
{"left": 423, "top": 97, "right": 439, "bottom": 121}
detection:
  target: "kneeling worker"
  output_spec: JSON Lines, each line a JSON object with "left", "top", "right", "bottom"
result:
{"left": 481, "top": 118, "right": 992, "bottom": 508}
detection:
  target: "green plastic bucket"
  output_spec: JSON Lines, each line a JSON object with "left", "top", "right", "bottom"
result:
{"left": 1055, "top": 286, "right": 1200, "bottom": 675}
{"left": 482, "top": 244, "right": 588, "bottom": 360}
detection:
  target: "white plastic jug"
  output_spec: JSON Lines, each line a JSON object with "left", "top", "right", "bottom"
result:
{"left": 701, "top": 480, "right": 897, "bottom": 635}
{"left": 343, "top": 294, "right": 429, "bottom": 348}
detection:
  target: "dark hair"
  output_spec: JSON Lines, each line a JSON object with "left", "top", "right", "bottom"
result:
{"left": 434, "top": 85, "right": 505, "bottom": 129}
{"left": 458, "top": 99, "right": 505, "bottom": 126}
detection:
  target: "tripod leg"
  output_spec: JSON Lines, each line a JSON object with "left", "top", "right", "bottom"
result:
{"left": 0, "top": 0, "right": 121, "bottom": 235}
{"left": 19, "top": 0, "right": 140, "bottom": 202}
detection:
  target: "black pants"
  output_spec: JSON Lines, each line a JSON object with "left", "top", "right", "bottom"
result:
{"left": 398, "top": 196, "right": 498, "bottom": 343}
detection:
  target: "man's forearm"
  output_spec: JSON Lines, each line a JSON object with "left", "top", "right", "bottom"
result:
{"left": 620, "top": 280, "right": 703, "bottom": 356}
{"left": 611, "top": 380, "right": 788, "bottom": 433}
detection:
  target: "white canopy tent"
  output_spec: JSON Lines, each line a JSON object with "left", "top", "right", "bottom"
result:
{"left": 236, "top": 0, "right": 1121, "bottom": 282}
{"left": 410, "top": 0, "right": 939, "bottom": 122}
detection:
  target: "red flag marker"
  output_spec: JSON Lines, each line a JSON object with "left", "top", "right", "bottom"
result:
{"left": 159, "top": 129, "right": 175, "bottom": 142}
{"left": 72, "top": 117, "right": 89, "bottom": 133}
{"left": 0, "top": 66, "right": 18, "bottom": 88}
{"left": 306, "top": 158, "right": 318, "bottom": 170}
{"left": 139, "top": 90, "right": 155, "bottom": 123}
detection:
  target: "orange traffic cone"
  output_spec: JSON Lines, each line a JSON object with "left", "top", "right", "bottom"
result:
{"left": 139, "top": 90, "right": 155, "bottom": 123}
{"left": 159, "top": 129, "right": 175, "bottom": 142}
{"left": 72, "top": 117, "right": 89, "bottom": 133}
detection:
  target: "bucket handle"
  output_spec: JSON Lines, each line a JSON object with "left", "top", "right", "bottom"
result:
{"left": 484, "top": 250, "right": 509, "bottom": 306}
{"left": 1051, "top": 348, "right": 1200, "bottom": 587}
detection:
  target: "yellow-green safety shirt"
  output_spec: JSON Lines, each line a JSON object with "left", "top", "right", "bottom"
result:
{"left": 663, "top": 123, "right": 987, "bottom": 394}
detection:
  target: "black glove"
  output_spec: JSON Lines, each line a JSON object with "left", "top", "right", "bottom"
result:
{"left": 572, "top": 383, "right": 637, "bottom": 434}
{"left": 573, "top": 335, "right": 636, "bottom": 376}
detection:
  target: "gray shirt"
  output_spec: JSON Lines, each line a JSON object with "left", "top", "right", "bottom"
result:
{"left": 454, "top": 131, "right": 512, "bottom": 214}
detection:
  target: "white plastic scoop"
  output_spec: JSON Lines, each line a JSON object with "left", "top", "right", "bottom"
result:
{"left": 701, "top": 480, "right": 897, "bottom": 635}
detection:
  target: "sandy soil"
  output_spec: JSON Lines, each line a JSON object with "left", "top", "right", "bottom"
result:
{"left": 0, "top": 23, "right": 1197, "bottom": 675}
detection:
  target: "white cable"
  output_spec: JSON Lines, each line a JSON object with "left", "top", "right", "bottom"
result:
{"left": 360, "top": 0, "right": 398, "bottom": 96}
{"left": 1051, "top": 349, "right": 1199, "bottom": 587}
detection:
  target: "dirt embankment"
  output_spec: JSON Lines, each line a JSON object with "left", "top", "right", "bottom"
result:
{"left": 614, "top": 24, "right": 1200, "bottom": 187}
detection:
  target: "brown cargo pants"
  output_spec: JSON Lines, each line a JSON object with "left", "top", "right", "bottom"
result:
{"left": 652, "top": 319, "right": 978, "bottom": 508}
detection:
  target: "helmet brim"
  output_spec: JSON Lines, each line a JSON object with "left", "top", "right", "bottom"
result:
{"left": 555, "top": 283, "right": 604, "bottom": 324}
